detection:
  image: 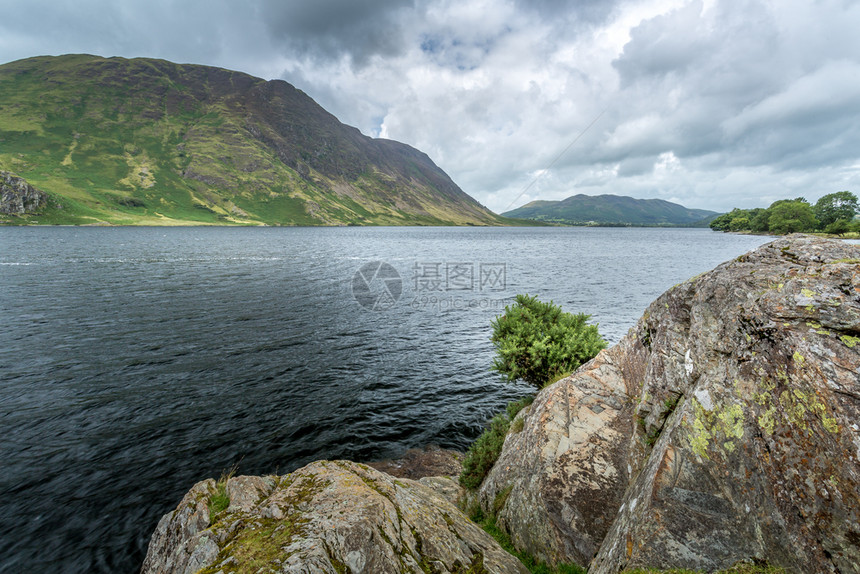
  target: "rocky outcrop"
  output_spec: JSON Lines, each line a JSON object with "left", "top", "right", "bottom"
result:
{"left": 0, "top": 171, "right": 47, "bottom": 215}
{"left": 141, "top": 460, "right": 527, "bottom": 574}
{"left": 478, "top": 235, "right": 860, "bottom": 573}
{"left": 368, "top": 447, "right": 466, "bottom": 506}
{"left": 368, "top": 446, "right": 463, "bottom": 481}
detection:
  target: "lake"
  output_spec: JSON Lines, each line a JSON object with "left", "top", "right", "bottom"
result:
{"left": 0, "top": 226, "right": 772, "bottom": 573}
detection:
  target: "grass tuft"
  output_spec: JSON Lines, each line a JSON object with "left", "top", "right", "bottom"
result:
{"left": 208, "top": 464, "right": 238, "bottom": 523}
{"left": 460, "top": 396, "right": 534, "bottom": 490}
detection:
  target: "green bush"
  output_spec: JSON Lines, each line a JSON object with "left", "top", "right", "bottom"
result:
{"left": 710, "top": 192, "right": 858, "bottom": 235}
{"left": 460, "top": 396, "right": 533, "bottom": 490}
{"left": 766, "top": 199, "right": 818, "bottom": 234}
{"left": 491, "top": 294, "right": 606, "bottom": 387}
{"left": 814, "top": 191, "right": 858, "bottom": 228}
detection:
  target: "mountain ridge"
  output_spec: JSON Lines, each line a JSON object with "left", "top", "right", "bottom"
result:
{"left": 0, "top": 54, "right": 505, "bottom": 226}
{"left": 503, "top": 193, "right": 718, "bottom": 226}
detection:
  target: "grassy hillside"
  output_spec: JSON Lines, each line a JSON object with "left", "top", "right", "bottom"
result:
{"left": 503, "top": 194, "right": 717, "bottom": 227}
{"left": 0, "top": 54, "right": 505, "bottom": 226}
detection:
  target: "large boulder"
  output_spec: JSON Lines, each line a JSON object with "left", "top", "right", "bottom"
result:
{"left": 478, "top": 235, "right": 860, "bottom": 573}
{"left": 141, "top": 459, "right": 527, "bottom": 574}
{"left": 0, "top": 171, "right": 47, "bottom": 215}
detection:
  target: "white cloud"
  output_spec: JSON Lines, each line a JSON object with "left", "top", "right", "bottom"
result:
{"left": 0, "top": 0, "right": 859, "bottom": 213}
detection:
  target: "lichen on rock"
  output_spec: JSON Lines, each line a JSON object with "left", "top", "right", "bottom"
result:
{"left": 476, "top": 235, "right": 860, "bottom": 574}
{"left": 141, "top": 460, "right": 527, "bottom": 573}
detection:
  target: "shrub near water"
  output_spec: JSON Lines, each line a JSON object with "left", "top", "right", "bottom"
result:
{"left": 460, "top": 396, "right": 533, "bottom": 490}
{"left": 491, "top": 294, "right": 606, "bottom": 388}
{"left": 461, "top": 297, "right": 606, "bottom": 490}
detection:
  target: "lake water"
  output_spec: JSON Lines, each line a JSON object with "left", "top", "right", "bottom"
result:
{"left": 0, "top": 226, "right": 772, "bottom": 573}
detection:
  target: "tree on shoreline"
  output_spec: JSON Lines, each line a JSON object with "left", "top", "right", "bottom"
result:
{"left": 814, "top": 191, "right": 859, "bottom": 228}
{"left": 711, "top": 192, "right": 857, "bottom": 235}
{"left": 767, "top": 199, "right": 818, "bottom": 234}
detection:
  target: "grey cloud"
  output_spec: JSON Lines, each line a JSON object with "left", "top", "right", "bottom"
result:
{"left": 616, "top": 156, "right": 656, "bottom": 177}
{"left": 260, "top": 0, "right": 415, "bottom": 65}
{"left": 513, "top": 0, "right": 619, "bottom": 25}
{"left": 418, "top": 32, "right": 501, "bottom": 71}
{"left": 1, "top": 0, "right": 859, "bottom": 213}
{"left": 719, "top": 60, "right": 860, "bottom": 169}
{"left": 613, "top": 1, "right": 719, "bottom": 86}
{"left": 0, "top": 0, "right": 268, "bottom": 71}
{"left": 602, "top": 0, "right": 860, "bottom": 175}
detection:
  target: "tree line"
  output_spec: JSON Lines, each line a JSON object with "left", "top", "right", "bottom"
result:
{"left": 710, "top": 191, "right": 858, "bottom": 235}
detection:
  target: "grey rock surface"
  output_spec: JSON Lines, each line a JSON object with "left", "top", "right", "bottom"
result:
{"left": 478, "top": 235, "right": 860, "bottom": 573}
{"left": 0, "top": 171, "right": 47, "bottom": 215}
{"left": 141, "top": 460, "right": 527, "bottom": 573}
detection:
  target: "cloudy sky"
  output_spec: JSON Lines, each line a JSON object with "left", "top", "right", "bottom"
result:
{"left": 1, "top": 0, "right": 858, "bottom": 213}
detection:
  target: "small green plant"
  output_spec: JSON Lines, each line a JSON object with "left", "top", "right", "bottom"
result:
{"left": 460, "top": 396, "right": 534, "bottom": 490}
{"left": 459, "top": 413, "right": 509, "bottom": 490}
{"left": 637, "top": 394, "right": 682, "bottom": 447}
{"left": 208, "top": 465, "right": 237, "bottom": 523}
{"left": 491, "top": 294, "right": 606, "bottom": 387}
{"left": 506, "top": 396, "right": 534, "bottom": 419}
{"left": 493, "top": 485, "right": 514, "bottom": 516}
{"left": 830, "top": 258, "right": 860, "bottom": 264}
{"left": 663, "top": 394, "right": 680, "bottom": 412}
{"left": 641, "top": 421, "right": 660, "bottom": 446}
{"left": 511, "top": 417, "right": 525, "bottom": 433}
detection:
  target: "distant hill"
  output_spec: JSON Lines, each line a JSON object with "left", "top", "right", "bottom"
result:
{"left": 0, "top": 54, "right": 504, "bottom": 226}
{"left": 502, "top": 194, "right": 718, "bottom": 227}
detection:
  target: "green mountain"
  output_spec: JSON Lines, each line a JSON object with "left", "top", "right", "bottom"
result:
{"left": 502, "top": 193, "right": 718, "bottom": 226}
{"left": 0, "top": 54, "right": 505, "bottom": 226}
